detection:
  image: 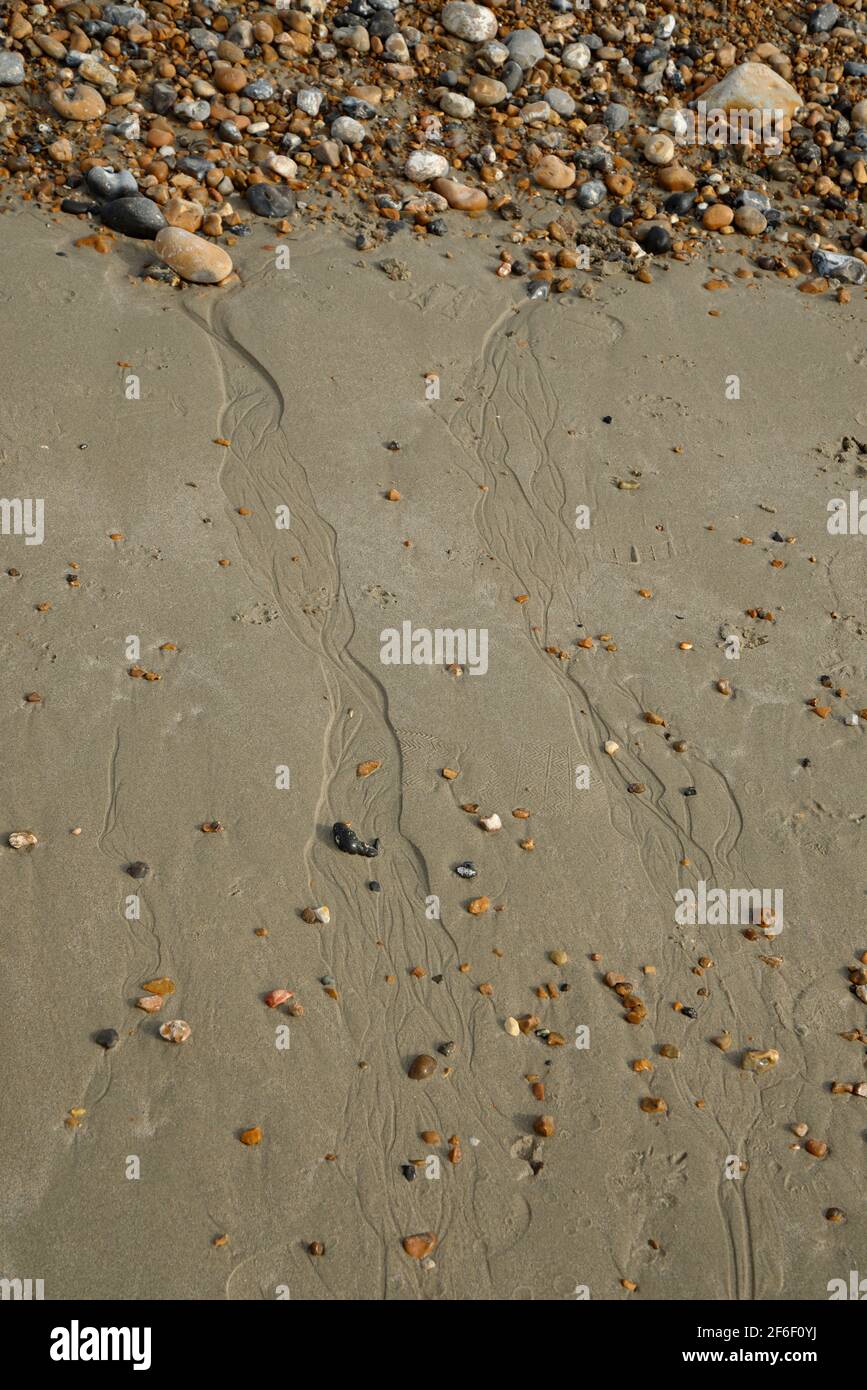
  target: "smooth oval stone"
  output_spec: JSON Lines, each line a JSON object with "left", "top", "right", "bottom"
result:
{"left": 441, "top": 2, "right": 498, "bottom": 43}
{"left": 87, "top": 166, "right": 138, "bottom": 200}
{"left": 575, "top": 178, "right": 606, "bottom": 208}
{"left": 440, "top": 91, "right": 475, "bottom": 118}
{"left": 547, "top": 88, "right": 576, "bottom": 118}
{"left": 637, "top": 223, "right": 672, "bottom": 254}
{"left": 50, "top": 83, "right": 106, "bottom": 121}
{"left": 733, "top": 205, "right": 767, "bottom": 236}
{"left": 467, "top": 74, "right": 507, "bottom": 107}
{"left": 506, "top": 28, "right": 545, "bottom": 70}
{"left": 656, "top": 164, "right": 695, "bottom": 191}
{"left": 101, "top": 195, "right": 166, "bottom": 239}
{"left": 603, "top": 102, "right": 629, "bottom": 131}
{"left": 405, "top": 149, "right": 449, "bottom": 182}
{"left": 562, "top": 42, "right": 591, "bottom": 70}
{"left": 408, "top": 1054, "right": 437, "bottom": 1080}
{"left": 431, "top": 177, "right": 489, "bottom": 211}
{"left": 644, "top": 132, "right": 675, "bottom": 165}
{"left": 246, "top": 183, "right": 297, "bottom": 217}
{"left": 533, "top": 154, "right": 575, "bottom": 190}
{"left": 155, "top": 228, "right": 233, "bottom": 284}
{"left": 331, "top": 115, "right": 366, "bottom": 145}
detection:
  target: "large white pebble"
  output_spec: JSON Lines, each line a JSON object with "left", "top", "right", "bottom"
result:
{"left": 441, "top": 2, "right": 498, "bottom": 43}
{"left": 405, "top": 149, "right": 450, "bottom": 182}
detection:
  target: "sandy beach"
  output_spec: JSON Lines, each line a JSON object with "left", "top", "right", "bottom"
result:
{"left": 1, "top": 190, "right": 865, "bottom": 1300}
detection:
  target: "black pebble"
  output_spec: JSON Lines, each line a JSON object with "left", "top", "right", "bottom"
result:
{"left": 94, "top": 1028, "right": 119, "bottom": 1050}
{"left": 455, "top": 860, "right": 477, "bottom": 878}
{"left": 368, "top": 880, "right": 381, "bottom": 892}
{"left": 332, "top": 821, "right": 380, "bottom": 857}
{"left": 126, "top": 861, "right": 149, "bottom": 879}
{"left": 438, "top": 1041, "right": 456, "bottom": 1058}
{"left": 401, "top": 1164, "right": 416, "bottom": 1182}
{"left": 602, "top": 415, "right": 612, "bottom": 424}
{"left": 638, "top": 224, "right": 672, "bottom": 255}
{"left": 801, "top": 757, "right": 811, "bottom": 768}
{"left": 681, "top": 1007, "right": 697, "bottom": 1020}
{"left": 683, "top": 787, "right": 697, "bottom": 797}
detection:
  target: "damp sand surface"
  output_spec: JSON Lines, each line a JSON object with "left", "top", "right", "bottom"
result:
{"left": 1, "top": 206, "right": 866, "bottom": 1300}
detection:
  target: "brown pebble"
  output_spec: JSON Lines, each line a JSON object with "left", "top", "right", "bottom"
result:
{"left": 533, "top": 1115, "right": 555, "bottom": 1137}
{"left": 402, "top": 1232, "right": 437, "bottom": 1260}
{"left": 408, "top": 1054, "right": 437, "bottom": 1080}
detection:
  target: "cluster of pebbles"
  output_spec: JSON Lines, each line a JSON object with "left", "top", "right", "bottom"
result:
{"left": 1, "top": 0, "right": 866, "bottom": 287}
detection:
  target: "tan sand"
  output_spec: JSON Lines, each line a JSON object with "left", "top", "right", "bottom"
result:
{"left": 1, "top": 204, "right": 865, "bottom": 1300}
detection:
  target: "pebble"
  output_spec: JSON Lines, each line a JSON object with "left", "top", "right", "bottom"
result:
{"left": 159, "top": 1020, "right": 192, "bottom": 1044}
{"left": 246, "top": 184, "right": 297, "bottom": 219}
{"left": 741, "top": 1048, "right": 780, "bottom": 1072}
{"left": 506, "top": 30, "right": 545, "bottom": 71}
{"left": 239, "top": 1126, "right": 263, "bottom": 1145}
{"left": 441, "top": 3, "right": 499, "bottom": 43}
{"left": 0, "top": 52, "right": 25, "bottom": 86}
{"left": 733, "top": 206, "right": 767, "bottom": 236}
{"left": 533, "top": 155, "right": 575, "bottom": 191}
{"left": 8, "top": 830, "right": 37, "bottom": 851}
{"left": 50, "top": 84, "right": 106, "bottom": 122}
{"left": 86, "top": 167, "right": 138, "bottom": 201}
{"left": 699, "top": 63, "right": 803, "bottom": 123}
{"left": 440, "top": 92, "right": 475, "bottom": 119}
{"left": 644, "top": 133, "right": 676, "bottom": 167}
{"left": 154, "top": 227, "right": 233, "bottom": 285}
{"left": 455, "top": 861, "right": 477, "bottom": 878}
{"left": 402, "top": 1232, "right": 437, "bottom": 1259}
{"left": 431, "top": 177, "right": 488, "bottom": 212}
{"left": 101, "top": 196, "right": 166, "bottom": 240}
{"left": 94, "top": 1028, "right": 119, "bottom": 1050}
{"left": 479, "top": 813, "right": 501, "bottom": 831}
{"left": 561, "top": 42, "right": 591, "bottom": 71}
{"left": 467, "top": 75, "right": 508, "bottom": 107}
{"left": 332, "top": 116, "right": 366, "bottom": 146}
{"left": 126, "top": 861, "right": 150, "bottom": 879}
{"left": 405, "top": 150, "right": 450, "bottom": 183}
{"left": 811, "top": 250, "right": 867, "bottom": 285}
{"left": 333, "top": 821, "right": 380, "bottom": 857}
{"left": 408, "top": 1054, "right": 437, "bottom": 1080}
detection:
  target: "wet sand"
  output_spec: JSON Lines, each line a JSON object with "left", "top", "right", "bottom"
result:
{"left": 1, "top": 204, "right": 866, "bottom": 1300}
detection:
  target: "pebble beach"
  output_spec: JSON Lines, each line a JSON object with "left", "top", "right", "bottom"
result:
{"left": 1, "top": 0, "right": 866, "bottom": 1304}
